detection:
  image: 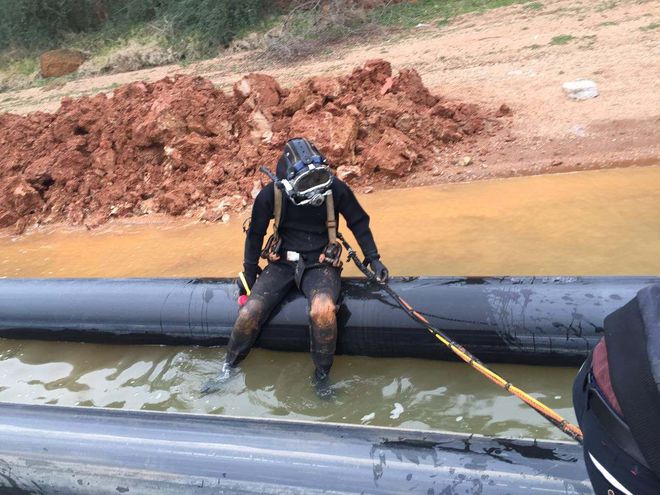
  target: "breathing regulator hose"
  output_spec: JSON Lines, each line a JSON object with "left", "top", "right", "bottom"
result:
{"left": 336, "top": 233, "right": 584, "bottom": 444}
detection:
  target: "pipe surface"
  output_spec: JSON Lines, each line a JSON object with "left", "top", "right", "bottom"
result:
{"left": 0, "top": 401, "right": 593, "bottom": 494}
{"left": 0, "top": 276, "right": 657, "bottom": 364}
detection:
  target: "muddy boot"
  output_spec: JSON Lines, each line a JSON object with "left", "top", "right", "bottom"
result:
{"left": 308, "top": 293, "right": 338, "bottom": 401}
{"left": 312, "top": 367, "right": 335, "bottom": 401}
{"left": 201, "top": 297, "right": 265, "bottom": 397}
{"left": 200, "top": 362, "right": 236, "bottom": 396}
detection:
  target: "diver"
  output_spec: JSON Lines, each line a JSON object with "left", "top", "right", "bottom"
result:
{"left": 573, "top": 283, "right": 660, "bottom": 494}
{"left": 202, "top": 137, "right": 388, "bottom": 397}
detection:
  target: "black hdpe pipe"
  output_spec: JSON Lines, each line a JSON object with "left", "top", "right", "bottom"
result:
{"left": 0, "top": 401, "right": 592, "bottom": 494}
{"left": 0, "top": 276, "right": 657, "bottom": 365}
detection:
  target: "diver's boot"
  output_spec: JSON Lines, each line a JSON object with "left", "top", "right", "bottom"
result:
{"left": 312, "top": 367, "right": 334, "bottom": 401}
{"left": 310, "top": 350, "right": 335, "bottom": 400}
{"left": 200, "top": 362, "right": 236, "bottom": 396}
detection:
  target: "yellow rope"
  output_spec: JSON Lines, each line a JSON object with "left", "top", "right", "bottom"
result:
{"left": 336, "top": 233, "right": 583, "bottom": 442}
{"left": 415, "top": 301, "right": 583, "bottom": 442}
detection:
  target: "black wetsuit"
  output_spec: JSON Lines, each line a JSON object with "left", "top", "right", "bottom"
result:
{"left": 225, "top": 178, "right": 380, "bottom": 378}
{"left": 243, "top": 179, "right": 379, "bottom": 273}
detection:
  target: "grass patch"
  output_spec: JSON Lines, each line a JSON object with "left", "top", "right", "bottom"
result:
{"left": 373, "top": 0, "right": 538, "bottom": 28}
{"left": 524, "top": 2, "right": 544, "bottom": 11}
{"left": 578, "top": 34, "right": 597, "bottom": 49}
{"left": 640, "top": 22, "right": 660, "bottom": 31}
{"left": 4, "top": 56, "right": 38, "bottom": 76}
{"left": 596, "top": 0, "right": 620, "bottom": 12}
{"left": 39, "top": 72, "right": 79, "bottom": 87}
{"left": 550, "top": 34, "right": 575, "bottom": 45}
{"left": 263, "top": 1, "right": 375, "bottom": 61}
{"left": 598, "top": 21, "right": 619, "bottom": 27}
{"left": 0, "top": 55, "right": 39, "bottom": 91}
{"left": 264, "top": 0, "right": 536, "bottom": 62}
{"left": 541, "top": 6, "right": 586, "bottom": 17}
{"left": 524, "top": 43, "right": 543, "bottom": 49}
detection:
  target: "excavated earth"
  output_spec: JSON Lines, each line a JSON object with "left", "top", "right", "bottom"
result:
{"left": 0, "top": 59, "right": 504, "bottom": 233}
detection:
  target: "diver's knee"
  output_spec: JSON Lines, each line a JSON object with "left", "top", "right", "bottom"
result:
{"left": 235, "top": 299, "right": 264, "bottom": 331}
{"left": 243, "top": 297, "right": 264, "bottom": 314}
{"left": 309, "top": 294, "right": 336, "bottom": 327}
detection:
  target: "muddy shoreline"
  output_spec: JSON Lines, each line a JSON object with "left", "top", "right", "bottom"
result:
{"left": 0, "top": 159, "right": 657, "bottom": 239}
{"left": 0, "top": 165, "right": 660, "bottom": 246}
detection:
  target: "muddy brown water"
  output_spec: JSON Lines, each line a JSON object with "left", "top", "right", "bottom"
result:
{"left": 1, "top": 166, "right": 659, "bottom": 441}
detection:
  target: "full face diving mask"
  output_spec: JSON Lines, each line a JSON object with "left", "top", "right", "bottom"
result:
{"left": 281, "top": 155, "right": 334, "bottom": 207}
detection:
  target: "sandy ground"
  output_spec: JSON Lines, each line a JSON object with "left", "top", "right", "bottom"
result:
{"left": 1, "top": 0, "right": 658, "bottom": 185}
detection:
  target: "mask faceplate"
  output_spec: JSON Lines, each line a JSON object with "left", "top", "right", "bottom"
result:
{"left": 283, "top": 164, "right": 333, "bottom": 206}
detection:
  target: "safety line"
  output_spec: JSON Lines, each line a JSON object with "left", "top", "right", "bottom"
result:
{"left": 337, "top": 233, "right": 583, "bottom": 444}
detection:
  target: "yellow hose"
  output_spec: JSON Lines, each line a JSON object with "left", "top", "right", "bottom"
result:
{"left": 337, "top": 232, "right": 584, "bottom": 443}
{"left": 415, "top": 299, "right": 583, "bottom": 442}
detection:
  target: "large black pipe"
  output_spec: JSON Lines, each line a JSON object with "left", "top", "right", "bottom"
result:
{"left": 0, "top": 401, "right": 592, "bottom": 494}
{"left": 0, "top": 276, "right": 657, "bottom": 365}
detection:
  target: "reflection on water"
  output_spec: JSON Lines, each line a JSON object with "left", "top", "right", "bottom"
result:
{"left": 0, "top": 341, "right": 577, "bottom": 440}
{"left": 0, "top": 166, "right": 659, "bottom": 440}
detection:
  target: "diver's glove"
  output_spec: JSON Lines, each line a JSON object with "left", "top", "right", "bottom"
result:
{"left": 369, "top": 259, "right": 389, "bottom": 284}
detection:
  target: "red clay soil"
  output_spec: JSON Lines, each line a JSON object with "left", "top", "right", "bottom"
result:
{"left": 0, "top": 59, "right": 502, "bottom": 233}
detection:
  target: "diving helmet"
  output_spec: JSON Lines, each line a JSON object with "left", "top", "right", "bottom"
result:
{"left": 276, "top": 138, "right": 333, "bottom": 207}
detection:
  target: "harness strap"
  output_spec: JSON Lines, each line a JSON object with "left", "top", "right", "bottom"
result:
{"left": 270, "top": 186, "right": 336, "bottom": 255}
{"left": 273, "top": 186, "right": 282, "bottom": 236}
{"left": 326, "top": 192, "right": 337, "bottom": 244}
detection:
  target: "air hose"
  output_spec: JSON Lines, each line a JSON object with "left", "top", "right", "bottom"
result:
{"left": 337, "top": 233, "right": 583, "bottom": 444}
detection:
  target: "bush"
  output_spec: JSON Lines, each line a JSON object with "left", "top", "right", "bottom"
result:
{"left": 0, "top": 0, "right": 272, "bottom": 57}
{"left": 162, "top": 0, "right": 267, "bottom": 53}
{"left": 0, "top": 0, "right": 101, "bottom": 51}
{"left": 264, "top": 0, "right": 378, "bottom": 61}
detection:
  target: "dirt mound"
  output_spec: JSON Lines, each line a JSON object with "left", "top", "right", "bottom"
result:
{"left": 0, "top": 59, "right": 497, "bottom": 233}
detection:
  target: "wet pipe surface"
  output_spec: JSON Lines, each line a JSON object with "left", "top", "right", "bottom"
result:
{"left": 0, "top": 401, "right": 593, "bottom": 494}
{"left": 0, "top": 276, "right": 656, "bottom": 365}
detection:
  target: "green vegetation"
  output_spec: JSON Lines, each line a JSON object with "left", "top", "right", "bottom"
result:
{"left": 0, "top": 0, "right": 272, "bottom": 56}
{"left": 524, "top": 2, "right": 544, "bottom": 11}
{"left": 0, "top": 0, "right": 276, "bottom": 89}
{"left": 4, "top": 57, "right": 39, "bottom": 76}
{"left": 598, "top": 21, "right": 619, "bottom": 27}
{"left": 262, "top": 0, "right": 541, "bottom": 62}
{"left": 640, "top": 22, "right": 660, "bottom": 31}
{"left": 0, "top": 0, "right": 545, "bottom": 63}
{"left": 596, "top": 0, "right": 620, "bottom": 12}
{"left": 0, "top": 0, "right": 554, "bottom": 91}
{"left": 373, "top": 0, "right": 538, "bottom": 28}
{"left": 550, "top": 34, "right": 575, "bottom": 45}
